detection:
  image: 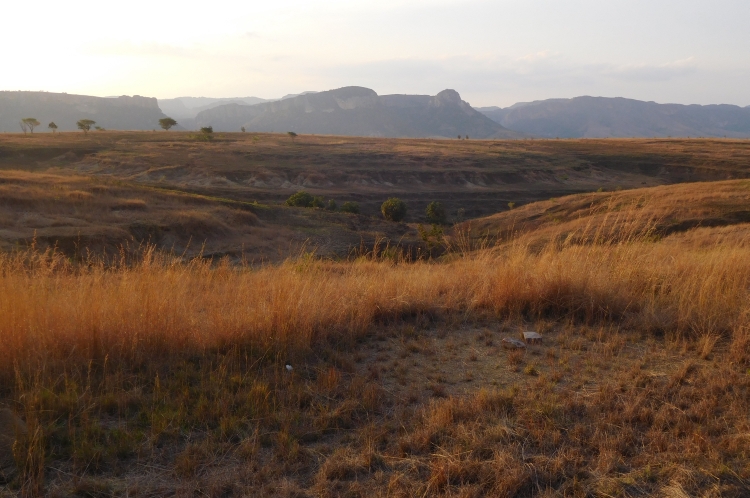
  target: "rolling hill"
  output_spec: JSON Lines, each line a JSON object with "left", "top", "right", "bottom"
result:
{"left": 461, "top": 179, "right": 750, "bottom": 248}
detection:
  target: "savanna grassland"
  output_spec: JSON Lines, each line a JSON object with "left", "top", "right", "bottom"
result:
{"left": 1, "top": 133, "right": 749, "bottom": 497}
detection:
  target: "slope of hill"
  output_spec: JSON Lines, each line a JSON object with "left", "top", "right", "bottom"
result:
{"left": 195, "top": 86, "right": 520, "bottom": 138}
{"left": 477, "top": 96, "right": 750, "bottom": 138}
{"left": 0, "top": 91, "right": 167, "bottom": 132}
{"left": 462, "top": 179, "right": 750, "bottom": 247}
{"left": 2, "top": 133, "right": 750, "bottom": 224}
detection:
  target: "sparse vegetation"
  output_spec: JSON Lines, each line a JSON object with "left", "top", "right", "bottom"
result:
{"left": 340, "top": 201, "right": 360, "bottom": 214}
{"left": 20, "top": 118, "right": 40, "bottom": 133}
{"left": 426, "top": 201, "right": 447, "bottom": 224}
{"left": 286, "top": 190, "right": 315, "bottom": 207}
{"left": 76, "top": 119, "right": 95, "bottom": 134}
{"left": 159, "top": 117, "right": 178, "bottom": 131}
{"left": 381, "top": 197, "right": 407, "bottom": 222}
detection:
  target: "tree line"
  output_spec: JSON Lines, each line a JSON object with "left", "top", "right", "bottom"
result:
{"left": 16, "top": 117, "right": 179, "bottom": 134}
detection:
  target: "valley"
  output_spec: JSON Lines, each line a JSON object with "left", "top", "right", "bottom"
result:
{"left": 0, "top": 133, "right": 749, "bottom": 496}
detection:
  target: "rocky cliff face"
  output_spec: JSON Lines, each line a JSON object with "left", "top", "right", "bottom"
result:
{"left": 477, "top": 97, "right": 750, "bottom": 138}
{"left": 195, "top": 86, "right": 521, "bottom": 138}
{"left": 0, "top": 91, "right": 167, "bottom": 132}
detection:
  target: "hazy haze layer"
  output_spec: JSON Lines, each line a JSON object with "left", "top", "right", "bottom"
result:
{"left": 3, "top": 0, "right": 749, "bottom": 107}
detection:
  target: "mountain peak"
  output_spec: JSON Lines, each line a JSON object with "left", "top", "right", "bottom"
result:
{"left": 434, "top": 89, "right": 461, "bottom": 104}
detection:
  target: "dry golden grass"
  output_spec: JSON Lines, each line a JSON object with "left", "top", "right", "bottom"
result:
{"left": 463, "top": 179, "right": 750, "bottom": 247}
{"left": 1, "top": 180, "right": 750, "bottom": 495}
{"left": 3, "top": 231, "right": 749, "bottom": 380}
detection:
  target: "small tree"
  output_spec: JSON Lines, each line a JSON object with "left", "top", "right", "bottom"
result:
{"left": 22, "top": 118, "right": 41, "bottom": 133}
{"left": 241, "top": 127, "right": 246, "bottom": 133}
{"left": 465, "top": 135, "right": 469, "bottom": 140}
{"left": 287, "top": 131, "right": 297, "bottom": 142}
{"left": 48, "top": 122, "right": 58, "bottom": 133}
{"left": 285, "top": 191, "right": 314, "bottom": 207}
{"left": 311, "top": 196, "right": 325, "bottom": 208}
{"left": 381, "top": 197, "right": 407, "bottom": 222}
{"left": 340, "top": 201, "right": 359, "bottom": 214}
{"left": 77, "top": 119, "right": 96, "bottom": 134}
{"left": 425, "top": 201, "right": 446, "bottom": 224}
{"left": 326, "top": 199, "right": 337, "bottom": 211}
{"left": 508, "top": 201, "right": 516, "bottom": 210}
{"left": 200, "top": 126, "right": 213, "bottom": 135}
{"left": 457, "top": 135, "right": 461, "bottom": 139}
{"left": 159, "top": 117, "right": 177, "bottom": 131}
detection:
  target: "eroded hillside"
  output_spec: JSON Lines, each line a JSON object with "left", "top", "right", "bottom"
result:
{"left": 2, "top": 132, "right": 749, "bottom": 223}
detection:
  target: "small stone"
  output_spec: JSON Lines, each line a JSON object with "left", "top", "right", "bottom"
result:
{"left": 522, "top": 331, "right": 543, "bottom": 344}
{"left": 502, "top": 338, "right": 527, "bottom": 349}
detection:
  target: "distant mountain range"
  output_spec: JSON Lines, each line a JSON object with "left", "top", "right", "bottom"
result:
{"left": 4, "top": 89, "right": 750, "bottom": 139}
{"left": 0, "top": 91, "right": 167, "bottom": 132}
{"left": 194, "top": 86, "right": 518, "bottom": 139}
{"left": 476, "top": 96, "right": 750, "bottom": 138}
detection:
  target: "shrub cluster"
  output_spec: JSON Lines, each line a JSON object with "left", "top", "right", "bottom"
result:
{"left": 286, "top": 191, "right": 351, "bottom": 212}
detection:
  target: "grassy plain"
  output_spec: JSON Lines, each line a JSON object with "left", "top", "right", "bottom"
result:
{"left": 2, "top": 132, "right": 750, "bottom": 221}
{"left": 1, "top": 134, "right": 749, "bottom": 496}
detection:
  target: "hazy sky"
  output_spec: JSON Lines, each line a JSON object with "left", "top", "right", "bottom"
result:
{"left": 3, "top": 0, "right": 749, "bottom": 107}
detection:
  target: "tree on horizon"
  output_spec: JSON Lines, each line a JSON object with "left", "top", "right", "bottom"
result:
{"left": 21, "top": 118, "right": 41, "bottom": 133}
{"left": 77, "top": 119, "right": 96, "bottom": 134}
{"left": 159, "top": 117, "right": 177, "bottom": 131}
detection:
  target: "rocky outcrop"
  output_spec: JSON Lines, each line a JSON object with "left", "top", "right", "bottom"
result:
{"left": 195, "top": 86, "right": 521, "bottom": 138}
{"left": 477, "top": 97, "right": 750, "bottom": 138}
{"left": 0, "top": 91, "right": 168, "bottom": 132}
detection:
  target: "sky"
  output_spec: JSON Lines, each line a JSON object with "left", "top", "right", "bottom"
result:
{"left": 2, "top": 0, "right": 749, "bottom": 107}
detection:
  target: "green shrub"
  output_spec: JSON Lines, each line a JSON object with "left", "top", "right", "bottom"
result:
{"left": 285, "top": 191, "right": 314, "bottom": 207}
{"left": 425, "top": 201, "right": 446, "bottom": 224}
{"left": 311, "top": 196, "right": 325, "bottom": 208}
{"left": 340, "top": 202, "right": 360, "bottom": 214}
{"left": 327, "top": 199, "right": 337, "bottom": 211}
{"left": 381, "top": 198, "right": 407, "bottom": 222}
